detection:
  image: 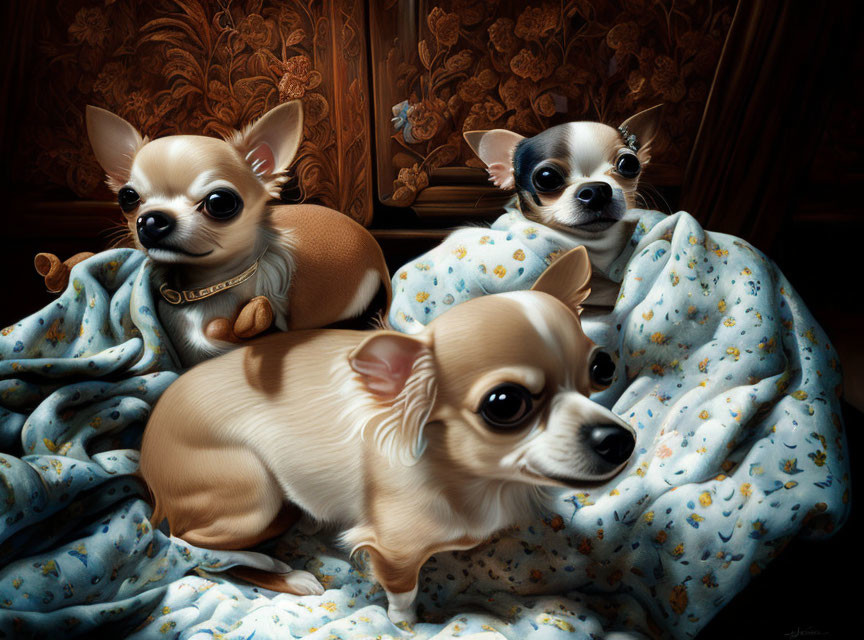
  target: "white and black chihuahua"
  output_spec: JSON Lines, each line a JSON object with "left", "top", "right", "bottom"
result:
{"left": 464, "top": 104, "right": 663, "bottom": 273}
{"left": 387, "top": 105, "right": 664, "bottom": 333}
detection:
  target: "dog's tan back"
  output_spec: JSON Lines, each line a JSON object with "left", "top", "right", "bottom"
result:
{"left": 273, "top": 204, "right": 390, "bottom": 330}
{"left": 141, "top": 329, "right": 364, "bottom": 546}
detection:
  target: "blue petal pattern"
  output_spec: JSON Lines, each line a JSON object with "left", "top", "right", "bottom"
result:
{"left": 0, "top": 214, "right": 852, "bottom": 639}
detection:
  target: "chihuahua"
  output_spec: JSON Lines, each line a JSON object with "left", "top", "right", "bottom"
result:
{"left": 81, "top": 101, "right": 390, "bottom": 366}
{"left": 464, "top": 104, "right": 663, "bottom": 272}
{"left": 385, "top": 106, "right": 664, "bottom": 335}
{"left": 139, "top": 246, "right": 636, "bottom": 623}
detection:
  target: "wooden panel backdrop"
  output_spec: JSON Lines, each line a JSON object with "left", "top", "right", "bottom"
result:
{"left": 3, "top": 0, "right": 373, "bottom": 225}
{"left": 368, "top": 0, "right": 735, "bottom": 216}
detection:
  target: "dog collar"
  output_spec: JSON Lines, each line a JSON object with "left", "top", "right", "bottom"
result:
{"left": 617, "top": 124, "right": 640, "bottom": 152}
{"left": 159, "top": 253, "right": 264, "bottom": 305}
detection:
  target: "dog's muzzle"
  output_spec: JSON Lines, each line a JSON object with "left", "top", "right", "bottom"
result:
{"left": 586, "top": 423, "right": 636, "bottom": 466}
{"left": 575, "top": 182, "right": 613, "bottom": 211}
{"left": 137, "top": 211, "right": 176, "bottom": 247}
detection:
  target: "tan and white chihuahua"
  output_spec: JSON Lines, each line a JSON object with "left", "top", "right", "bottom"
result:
{"left": 465, "top": 104, "right": 663, "bottom": 278}
{"left": 75, "top": 102, "right": 390, "bottom": 366}
{"left": 139, "top": 247, "right": 636, "bottom": 623}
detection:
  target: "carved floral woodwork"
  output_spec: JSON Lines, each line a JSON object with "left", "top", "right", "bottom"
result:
{"left": 369, "top": 0, "right": 735, "bottom": 211}
{"left": 9, "top": 0, "right": 734, "bottom": 222}
{"left": 11, "top": 0, "right": 373, "bottom": 224}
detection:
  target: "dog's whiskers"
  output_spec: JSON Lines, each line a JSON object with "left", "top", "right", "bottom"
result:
{"left": 101, "top": 222, "right": 135, "bottom": 249}
{"left": 636, "top": 183, "right": 672, "bottom": 215}
{"left": 197, "top": 226, "right": 224, "bottom": 249}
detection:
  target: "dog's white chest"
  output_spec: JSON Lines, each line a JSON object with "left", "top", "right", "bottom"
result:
{"left": 158, "top": 300, "right": 231, "bottom": 367}
{"left": 157, "top": 278, "right": 263, "bottom": 367}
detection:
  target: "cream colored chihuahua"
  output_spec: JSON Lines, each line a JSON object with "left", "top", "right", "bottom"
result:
{"left": 139, "top": 246, "right": 636, "bottom": 623}
{"left": 83, "top": 101, "right": 389, "bottom": 366}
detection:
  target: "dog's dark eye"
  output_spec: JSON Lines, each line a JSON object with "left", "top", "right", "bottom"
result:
{"left": 532, "top": 165, "right": 565, "bottom": 193}
{"left": 590, "top": 351, "right": 616, "bottom": 387}
{"left": 201, "top": 189, "right": 242, "bottom": 220}
{"left": 118, "top": 187, "right": 140, "bottom": 213}
{"left": 616, "top": 153, "right": 641, "bottom": 179}
{"left": 479, "top": 383, "right": 534, "bottom": 430}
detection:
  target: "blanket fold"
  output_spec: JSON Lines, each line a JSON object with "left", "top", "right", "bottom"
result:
{"left": 0, "top": 214, "right": 850, "bottom": 639}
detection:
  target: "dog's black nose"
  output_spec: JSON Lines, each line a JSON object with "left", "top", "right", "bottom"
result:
{"left": 576, "top": 182, "right": 613, "bottom": 211}
{"left": 137, "top": 211, "right": 175, "bottom": 246}
{"left": 588, "top": 423, "right": 635, "bottom": 465}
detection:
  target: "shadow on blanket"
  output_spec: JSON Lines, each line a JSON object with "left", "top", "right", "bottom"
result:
{"left": 0, "top": 211, "right": 851, "bottom": 639}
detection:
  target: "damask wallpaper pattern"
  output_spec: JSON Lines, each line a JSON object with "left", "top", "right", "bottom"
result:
{"left": 10, "top": 0, "right": 373, "bottom": 224}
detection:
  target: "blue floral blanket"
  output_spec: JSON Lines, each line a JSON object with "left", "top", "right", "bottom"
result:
{"left": 0, "top": 208, "right": 851, "bottom": 639}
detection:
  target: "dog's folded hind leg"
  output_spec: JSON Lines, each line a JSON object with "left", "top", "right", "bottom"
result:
{"left": 152, "top": 447, "right": 321, "bottom": 594}
{"left": 228, "top": 565, "right": 325, "bottom": 595}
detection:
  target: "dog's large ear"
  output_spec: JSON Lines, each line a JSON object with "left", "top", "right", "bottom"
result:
{"left": 230, "top": 100, "right": 303, "bottom": 196}
{"left": 618, "top": 104, "right": 663, "bottom": 165}
{"left": 531, "top": 246, "right": 593, "bottom": 315}
{"left": 86, "top": 106, "right": 145, "bottom": 191}
{"left": 349, "top": 332, "right": 437, "bottom": 465}
{"left": 464, "top": 129, "right": 524, "bottom": 190}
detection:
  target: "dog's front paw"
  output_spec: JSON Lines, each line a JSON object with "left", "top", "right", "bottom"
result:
{"left": 204, "top": 317, "right": 242, "bottom": 343}
{"left": 387, "top": 603, "right": 417, "bottom": 626}
{"left": 280, "top": 569, "right": 325, "bottom": 596}
{"left": 233, "top": 296, "right": 274, "bottom": 339}
{"left": 385, "top": 586, "right": 418, "bottom": 625}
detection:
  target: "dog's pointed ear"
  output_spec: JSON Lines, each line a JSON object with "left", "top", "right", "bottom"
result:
{"left": 231, "top": 100, "right": 304, "bottom": 195}
{"left": 350, "top": 332, "right": 431, "bottom": 399}
{"left": 464, "top": 129, "right": 524, "bottom": 190}
{"left": 349, "top": 331, "right": 437, "bottom": 465}
{"left": 530, "top": 246, "right": 593, "bottom": 315}
{"left": 619, "top": 104, "right": 663, "bottom": 164}
{"left": 86, "top": 106, "right": 145, "bottom": 190}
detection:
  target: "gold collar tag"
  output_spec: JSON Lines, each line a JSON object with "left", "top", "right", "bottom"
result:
{"left": 159, "top": 258, "right": 261, "bottom": 305}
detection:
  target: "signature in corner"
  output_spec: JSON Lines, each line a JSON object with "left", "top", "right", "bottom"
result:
{"left": 784, "top": 627, "right": 830, "bottom": 639}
